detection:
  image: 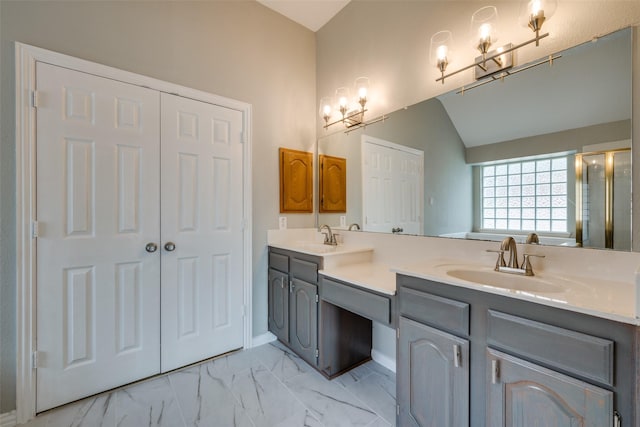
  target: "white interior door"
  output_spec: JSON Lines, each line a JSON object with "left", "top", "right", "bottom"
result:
{"left": 160, "top": 93, "right": 244, "bottom": 372}
{"left": 36, "top": 62, "right": 161, "bottom": 411}
{"left": 362, "top": 136, "right": 424, "bottom": 234}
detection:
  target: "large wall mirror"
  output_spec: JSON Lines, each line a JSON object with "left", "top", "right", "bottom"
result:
{"left": 317, "top": 27, "right": 632, "bottom": 251}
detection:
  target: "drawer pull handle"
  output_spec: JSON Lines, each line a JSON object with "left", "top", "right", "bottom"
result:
{"left": 453, "top": 344, "right": 461, "bottom": 368}
{"left": 491, "top": 359, "right": 500, "bottom": 384}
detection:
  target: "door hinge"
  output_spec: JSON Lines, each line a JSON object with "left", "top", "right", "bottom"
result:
{"left": 315, "top": 349, "right": 319, "bottom": 359}
{"left": 491, "top": 359, "right": 500, "bottom": 384}
{"left": 32, "top": 351, "right": 41, "bottom": 369}
{"left": 31, "top": 91, "right": 40, "bottom": 108}
{"left": 396, "top": 404, "right": 400, "bottom": 416}
{"left": 240, "top": 131, "right": 246, "bottom": 144}
{"left": 614, "top": 411, "right": 621, "bottom": 427}
{"left": 32, "top": 221, "right": 39, "bottom": 239}
{"left": 315, "top": 294, "right": 319, "bottom": 303}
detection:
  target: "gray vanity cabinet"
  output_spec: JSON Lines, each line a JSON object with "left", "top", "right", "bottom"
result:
{"left": 268, "top": 247, "right": 320, "bottom": 367}
{"left": 398, "top": 317, "right": 469, "bottom": 427}
{"left": 268, "top": 268, "right": 289, "bottom": 343}
{"left": 397, "top": 275, "right": 637, "bottom": 426}
{"left": 289, "top": 278, "right": 318, "bottom": 364}
{"left": 486, "top": 348, "right": 613, "bottom": 427}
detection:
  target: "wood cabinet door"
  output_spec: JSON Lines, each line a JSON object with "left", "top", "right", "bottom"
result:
{"left": 268, "top": 268, "right": 289, "bottom": 343}
{"left": 486, "top": 348, "right": 613, "bottom": 427}
{"left": 289, "top": 278, "right": 318, "bottom": 366}
{"left": 279, "top": 147, "right": 313, "bottom": 212}
{"left": 398, "top": 317, "right": 469, "bottom": 427}
{"left": 319, "top": 154, "right": 346, "bottom": 212}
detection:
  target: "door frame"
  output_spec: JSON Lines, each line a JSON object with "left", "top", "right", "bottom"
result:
{"left": 15, "top": 42, "right": 253, "bottom": 424}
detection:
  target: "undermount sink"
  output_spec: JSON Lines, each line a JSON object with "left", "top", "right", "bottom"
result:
{"left": 291, "top": 242, "right": 339, "bottom": 254}
{"left": 445, "top": 268, "right": 565, "bottom": 294}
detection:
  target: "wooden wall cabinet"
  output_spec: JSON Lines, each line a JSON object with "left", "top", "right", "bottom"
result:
{"left": 279, "top": 147, "right": 313, "bottom": 213}
{"left": 319, "top": 154, "right": 346, "bottom": 213}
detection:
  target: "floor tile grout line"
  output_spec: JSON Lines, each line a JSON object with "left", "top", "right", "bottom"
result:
{"left": 253, "top": 345, "right": 327, "bottom": 426}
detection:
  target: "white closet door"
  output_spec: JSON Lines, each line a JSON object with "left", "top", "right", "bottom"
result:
{"left": 160, "top": 93, "right": 244, "bottom": 372}
{"left": 36, "top": 62, "right": 161, "bottom": 411}
{"left": 397, "top": 150, "right": 424, "bottom": 235}
{"left": 362, "top": 141, "right": 395, "bottom": 232}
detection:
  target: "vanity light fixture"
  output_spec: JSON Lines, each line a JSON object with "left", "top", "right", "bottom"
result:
{"left": 320, "top": 77, "right": 370, "bottom": 129}
{"left": 433, "top": 0, "right": 557, "bottom": 85}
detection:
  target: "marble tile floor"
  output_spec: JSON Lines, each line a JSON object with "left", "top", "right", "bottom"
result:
{"left": 20, "top": 341, "right": 396, "bottom": 427}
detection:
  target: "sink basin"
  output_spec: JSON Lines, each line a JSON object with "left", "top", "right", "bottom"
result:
{"left": 289, "top": 242, "right": 339, "bottom": 254}
{"left": 446, "top": 268, "right": 565, "bottom": 293}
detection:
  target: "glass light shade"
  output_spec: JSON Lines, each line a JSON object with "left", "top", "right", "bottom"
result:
{"left": 519, "top": 0, "right": 557, "bottom": 32}
{"left": 471, "top": 6, "right": 499, "bottom": 54}
{"left": 319, "top": 96, "right": 333, "bottom": 121}
{"left": 335, "top": 87, "right": 350, "bottom": 115}
{"left": 354, "top": 77, "right": 370, "bottom": 103}
{"left": 429, "top": 30, "right": 453, "bottom": 72}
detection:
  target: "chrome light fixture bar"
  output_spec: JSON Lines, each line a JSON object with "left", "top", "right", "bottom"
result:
{"left": 431, "top": 0, "right": 557, "bottom": 85}
{"left": 320, "top": 77, "right": 370, "bottom": 130}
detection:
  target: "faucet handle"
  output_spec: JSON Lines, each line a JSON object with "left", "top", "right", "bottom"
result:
{"left": 321, "top": 231, "right": 330, "bottom": 244}
{"left": 486, "top": 249, "right": 506, "bottom": 271}
{"left": 522, "top": 253, "right": 545, "bottom": 276}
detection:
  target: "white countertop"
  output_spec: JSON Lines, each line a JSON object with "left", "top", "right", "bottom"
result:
{"left": 319, "top": 262, "right": 396, "bottom": 296}
{"left": 268, "top": 241, "right": 374, "bottom": 258}
{"left": 392, "top": 259, "right": 639, "bottom": 326}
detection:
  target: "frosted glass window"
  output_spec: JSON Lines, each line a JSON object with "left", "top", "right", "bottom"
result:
{"left": 481, "top": 155, "right": 568, "bottom": 232}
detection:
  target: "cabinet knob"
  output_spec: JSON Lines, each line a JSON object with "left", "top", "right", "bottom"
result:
{"left": 145, "top": 242, "right": 158, "bottom": 253}
{"left": 164, "top": 242, "right": 176, "bottom": 252}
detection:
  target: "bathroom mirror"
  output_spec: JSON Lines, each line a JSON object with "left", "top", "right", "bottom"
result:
{"left": 317, "top": 27, "right": 632, "bottom": 251}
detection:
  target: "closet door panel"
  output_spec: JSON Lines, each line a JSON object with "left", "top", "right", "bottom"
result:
{"left": 36, "top": 62, "right": 161, "bottom": 412}
{"left": 160, "top": 93, "right": 244, "bottom": 372}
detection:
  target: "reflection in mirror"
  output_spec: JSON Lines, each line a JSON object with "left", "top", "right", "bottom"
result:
{"left": 317, "top": 27, "right": 632, "bottom": 251}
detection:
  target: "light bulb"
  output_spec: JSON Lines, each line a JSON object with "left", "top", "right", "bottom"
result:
{"left": 479, "top": 23, "right": 492, "bottom": 42}
{"left": 319, "top": 96, "right": 333, "bottom": 124}
{"left": 531, "top": 0, "right": 542, "bottom": 16}
{"left": 354, "top": 77, "right": 370, "bottom": 109}
{"left": 436, "top": 45, "right": 448, "bottom": 61}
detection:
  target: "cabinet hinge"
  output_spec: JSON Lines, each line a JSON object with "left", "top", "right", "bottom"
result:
{"left": 315, "top": 294, "right": 319, "bottom": 303}
{"left": 31, "top": 90, "right": 40, "bottom": 108}
{"left": 396, "top": 404, "right": 400, "bottom": 416}
{"left": 396, "top": 328, "right": 400, "bottom": 339}
{"left": 315, "top": 349, "right": 319, "bottom": 359}
{"left": 614, "top": 411, "right": 621, "bottom": 427}
{"left": 32, "top": 221, "right": 39, "bottom": 239}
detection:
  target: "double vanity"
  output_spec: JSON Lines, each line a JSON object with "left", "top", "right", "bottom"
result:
{"left": 267, "top": 228, "right": 640, "bottom": 426}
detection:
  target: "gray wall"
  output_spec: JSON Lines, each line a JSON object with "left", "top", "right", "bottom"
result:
{"left": 0, "top": 1, "right": 316, "bottom": 413}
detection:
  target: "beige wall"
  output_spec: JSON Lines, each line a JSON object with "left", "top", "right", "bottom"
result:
{"left": 0, "top": 0, "right": 316, "bottom": 413}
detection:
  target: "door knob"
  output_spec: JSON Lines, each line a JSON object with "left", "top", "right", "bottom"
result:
{"left": 164, "top": 242, "right": 176, "bottom": 252}
{"left": 145, "top": 242, "right": 158, "bottom": 253}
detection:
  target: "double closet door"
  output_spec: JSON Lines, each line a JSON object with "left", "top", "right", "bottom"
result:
{"left": 35, "top": 62, "right": 244, "bottom": 412}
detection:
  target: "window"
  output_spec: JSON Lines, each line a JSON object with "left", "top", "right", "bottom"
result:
{"left": 481, "top": 156, "right": 568, "bottom": 233}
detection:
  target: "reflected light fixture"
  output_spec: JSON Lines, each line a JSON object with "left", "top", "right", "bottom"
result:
{"left": 430, "top": 31, "right": 453, "bottom": 84}
{"left": 432, "top": 0, "right": 557, "bottom": 86}
{"left": 320, "top": 77, "right": 370, "bottom": 129}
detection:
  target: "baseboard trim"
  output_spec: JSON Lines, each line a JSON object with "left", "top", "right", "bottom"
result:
{"left": 371, "top": 349, "right": 396, "bottom": 373}
{"left": 0, "top": 411, "right": 17, "bottom": 427}
{"left": 250, "top": 332, "right": 277, "bottom": 348}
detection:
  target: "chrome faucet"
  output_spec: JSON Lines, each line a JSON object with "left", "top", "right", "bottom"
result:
{"left": 488, "top": 236, "right": 545, "bottom": 276}
{"left": 319, "top": 224, "right": 337, "bottom": 246}
{"left": 348, "top": 223, "right": 361, "bottom": 231}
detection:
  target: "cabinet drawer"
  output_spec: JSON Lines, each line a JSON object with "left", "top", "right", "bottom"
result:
{"left": 487, "top": 310, "right": 614, "bottom": 386}
{"left": 268, "top": 252, "right": 289, "bottom": 273}
{"left": 291, "top": 257, "right": 318, "bottom": 284}
{"left": 323, "top": 278, "right": 391, "bottom": 325}
{"left": 399, "top": 287, "right": 469, "bottom": 337}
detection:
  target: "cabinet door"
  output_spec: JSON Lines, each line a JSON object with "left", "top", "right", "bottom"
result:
{"left": 289, "top": 278, "right": 318, "bottom": 366}
{"left": 486, "top": 348, "right": 613, "bottom": 427}
{"left": 268, "top": 268, "right": 289, "bottom": 343}
{"left": 398, "top": 317, "right": 469, "bottom": 427}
